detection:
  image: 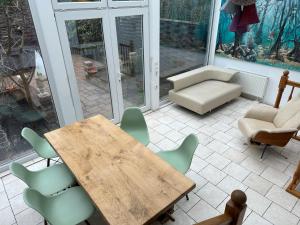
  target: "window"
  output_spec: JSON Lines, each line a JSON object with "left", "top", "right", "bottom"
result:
{"left": 159, "top": 0, "right": 213, "bottom": 99}
{"left": 0, "top": 0, "right": 59, "bottom": 166}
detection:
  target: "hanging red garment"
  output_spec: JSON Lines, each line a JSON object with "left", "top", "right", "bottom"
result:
{"left": 238, "top": 4, "right": 260, "bottom": 26}
{"left": 231, "top": 0, "right": 256, "bottom": 6}
{"left": 229, "top": 7, "right": 249, "bottom": 34}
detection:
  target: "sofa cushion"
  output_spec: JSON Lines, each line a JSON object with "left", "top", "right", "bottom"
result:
{"left": 274, "top": 95, "right": 300, "bottom": 129}
{"left": 238, "top": 118, "right": 276, "bottom": 139}
{"left": 169, "top": 80, "right": 242, "bottom": 115}
{"left": 167, "top": 65, "right": 239, "bottom": 91}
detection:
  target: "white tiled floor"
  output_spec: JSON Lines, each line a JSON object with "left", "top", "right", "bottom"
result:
{"left": 1, "top": 97, "right": 300, "bottom": 225}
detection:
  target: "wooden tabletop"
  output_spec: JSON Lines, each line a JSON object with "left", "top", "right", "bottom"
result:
{"left": 45, "top": 115, "right": 195, "bottom": 225}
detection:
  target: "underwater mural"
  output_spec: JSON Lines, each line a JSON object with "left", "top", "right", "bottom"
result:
{"left": 216, "top": 0, "right": 300, "bottom": 72}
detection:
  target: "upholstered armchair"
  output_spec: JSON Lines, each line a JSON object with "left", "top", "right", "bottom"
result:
{"left": 238, "top": 95, "right": 300, "bottom": 158}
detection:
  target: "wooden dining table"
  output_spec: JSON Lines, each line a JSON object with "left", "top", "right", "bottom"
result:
{"left": 45, "top": 115, "right": 195, "bottom": 225}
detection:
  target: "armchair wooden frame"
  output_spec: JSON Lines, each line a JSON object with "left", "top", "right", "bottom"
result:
{"left": 274, "top": 70, "right": 300, "bottom": 141}
{"left": 287, "top": 161, "right": 300, "bottom": 198}
{"left": 195, "top": 190, "right": 247, "bottom": 225}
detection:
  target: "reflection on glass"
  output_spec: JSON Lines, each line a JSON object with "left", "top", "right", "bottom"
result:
{"left": 160, "top": 0, "right": 212, "bottom": 99}
{"left": 0, "top": 1, "right": 59, "bottom": 165}
{"left": 115, "top": 16, "right": 145, "bottom": 109}
{"left": 65, "top": 19, "right": 114, "bottom": 119}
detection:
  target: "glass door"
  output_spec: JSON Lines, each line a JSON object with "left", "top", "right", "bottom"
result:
{"left": 109, "top": 8, "right": 150, "bottom": 113}
{"left": 55, "top": 7, "right": 150, "bottom": 122}
{"left": 56, "top": 10, "right": 120, "bottom": 122}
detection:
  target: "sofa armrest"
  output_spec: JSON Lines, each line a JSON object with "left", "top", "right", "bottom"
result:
{"left": 245, "top": 104, "right": 278, "bottom": 122}
{"left": 167, "top": 65, "right": 238, "bottom": 91}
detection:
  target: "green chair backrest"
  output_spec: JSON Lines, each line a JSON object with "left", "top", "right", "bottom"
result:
{"left": 177, "top": 134, "right": 199, "bottom": 171}
{"left": 120, "top": 107, "right": 148, "bottom": 131}
{"left": 10, "top": 162, "right": 31, "bottom": 185}
{"left": 21, "top": 127, "right": 46, "bottom": 152}
{"left": 23, "top": 188, "right": 48, "bottom": 220}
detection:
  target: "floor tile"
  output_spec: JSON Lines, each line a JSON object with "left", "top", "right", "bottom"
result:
{"left": 9, "top": 193, "right": 28, "bottom": 215}
{"left": 261, "top": 167, "right": 290, "bottom": 187}
{"left": 186, "top": 171, "right": 208, "bottom": 192}
{"left": 4, "top": 179, "right": 27, "bottom": 199}
{"left": 212, "top": 131, "right": 233, "bottom": 144}
{"left": 196, "top": 132, "right": 213, "bottom": 146}
{"left": 222, "top": 148, "right": 247, "bottom": 163}
{"left": 241, "top": 157, "right": 267, "bottom": 175}
{"left": 292, "top": 200, "right": 300, "bottom": 218}
{"left": 153, "top": 124, "right": 172, "bottom": 135}
{"left": 266, "top": 185, "right": 298, "bottom": 211}
{"left": 188, "top": 200, "right": 219, "bottom": 222}
{"left": 243, "top": 173, "right": 273, "bottom": 196}
{"left": 224, "top": 162, "right": 250, "bottom": 182}
{"left": 198, "top": 125, "right": 218, "bottom": 136}
{"left": 194, "top": 144, "right": 213, "bottom": 160}
{"left": 196, "top": 183, "right": 227, "bottom": 208}
{"left": 245, "top": 189, "right": 271, "bottom": 216}
{"left": 0, "top": 191, "right": 10, "bottom": 210}
{"left": 206, "top": 140, "right": 230, "bottom": 154}
{"left": 165, "top": 208, "right": 195, "bottom": 225}
{"left": 168, "top": 121, "right": 187, "bottom": 131}
{"left": 264, "top": 203, "right": 299, "bottom": 225}
{"left": 0, "top": 207, "right": 16, "bottom": 225}
{"left": 217, "top": 176, "right": 247, "bottom": 195}
{"left": 211, "top": 122, "right": 231, "bottom": 132}
{"left": 200, "top": 165, "right": 226, "bottom": 185}
{"left": 243, "top": 212, "right": 272, "bottom": 225}
{"left": 180, "top": 127, "right": 198, "bottom": 136}
{"left": 190, "top": 156, "right": 208, "bottom": 173}
{"left": 156, "top": 139, "right": 177, "bottom": 151}
{"left": 177, "top": 192, "right": 200, "bottom": 212}
{"left": 15, "top": 208, "right": 44, "bottom": 225}
{"left": 165, "top": 130, "right": 185, "bottom": 142}
{"left": 205, "top": 153, "right": 231, "bottom": 170}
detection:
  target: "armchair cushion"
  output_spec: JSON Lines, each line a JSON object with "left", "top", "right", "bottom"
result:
{"left": 274, "top": 95, "right": 300, "bottom": 129}
{"left": 244, "top": 104, "right": 278, "bottom": 123}
{"left": 238, "top": 118, "right": 276, "bottom": 139}
{"left": 167, "top": 65, "right": 238, "bottom": 91}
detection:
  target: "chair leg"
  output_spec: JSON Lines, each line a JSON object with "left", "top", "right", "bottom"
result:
{"left": 44, "top": 219, "right": 47, "bottom": 225}
{"left": 47, "top": 158, "right": 50, "bottom": 167}
{"left": 85, "top": 220, "right": 91, "bottom": 225}
{"left": 186, "top": 194, "right": 189, "bottom": 201}
{"left": 261, "top": 144, "right": 269, "bottom": 159}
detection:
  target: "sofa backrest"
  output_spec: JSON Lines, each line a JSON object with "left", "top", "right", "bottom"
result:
{"left": 167, "top": 65, "right": 239, "bottom": 91}
{"left": 274, "top": 95, "right": 300, "bottom": 129}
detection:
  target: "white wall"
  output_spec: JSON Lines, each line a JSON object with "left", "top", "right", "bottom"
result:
{"left": 209, "top": 0, "right": 300, "bottom": 105}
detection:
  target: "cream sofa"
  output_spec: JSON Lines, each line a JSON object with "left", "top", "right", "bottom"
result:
{"left": 167, "top": 65, "right": 242, "bottom": 115}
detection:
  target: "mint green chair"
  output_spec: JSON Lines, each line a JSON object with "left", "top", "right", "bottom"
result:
{"left": 23, "top": 186, "right": 95, "bottom": 225}
{"left": 157, "top": 134, "right": 199, "bottom": 200}
{"left": 10, "top": 162, "right": 75, "bottom": 196}
{"left": 120, "top": 107, "right": 150, "bottom": 146}
{"left": 22, "top": 127, "right": 57, "bottom": 167}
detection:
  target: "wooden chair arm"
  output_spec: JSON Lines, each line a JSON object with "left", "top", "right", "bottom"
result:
{"left": 194, "top": 214, "right": 232, "bottom": 225}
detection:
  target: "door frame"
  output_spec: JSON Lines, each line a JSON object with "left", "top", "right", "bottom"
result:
{"left": 108, "top": 7, "right": 151, "bottom": 117}
{"left": 55, "top": 10, "right": 121, "bottom": 122}
{"left": 52, "top": 0, "right": 107, "bottom": 11}
{"left": 107, "top": 0, "right": 148, "bottom": 8}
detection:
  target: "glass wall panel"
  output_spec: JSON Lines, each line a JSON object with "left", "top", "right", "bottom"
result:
{"left": 115, "top": 15, "right": 145, "bottom": 109}
{"left": 65, "top": 19, "right": 114, "bottom": 119}
{"left": 160, "top": 0, "right": 213, "bottom": 99}
{"left": 0, "top": 0, "right": 59, "bottom": 165}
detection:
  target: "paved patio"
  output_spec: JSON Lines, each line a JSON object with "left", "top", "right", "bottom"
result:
{"left": 1, "top": 97, "right": 300, "bottom": 225}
